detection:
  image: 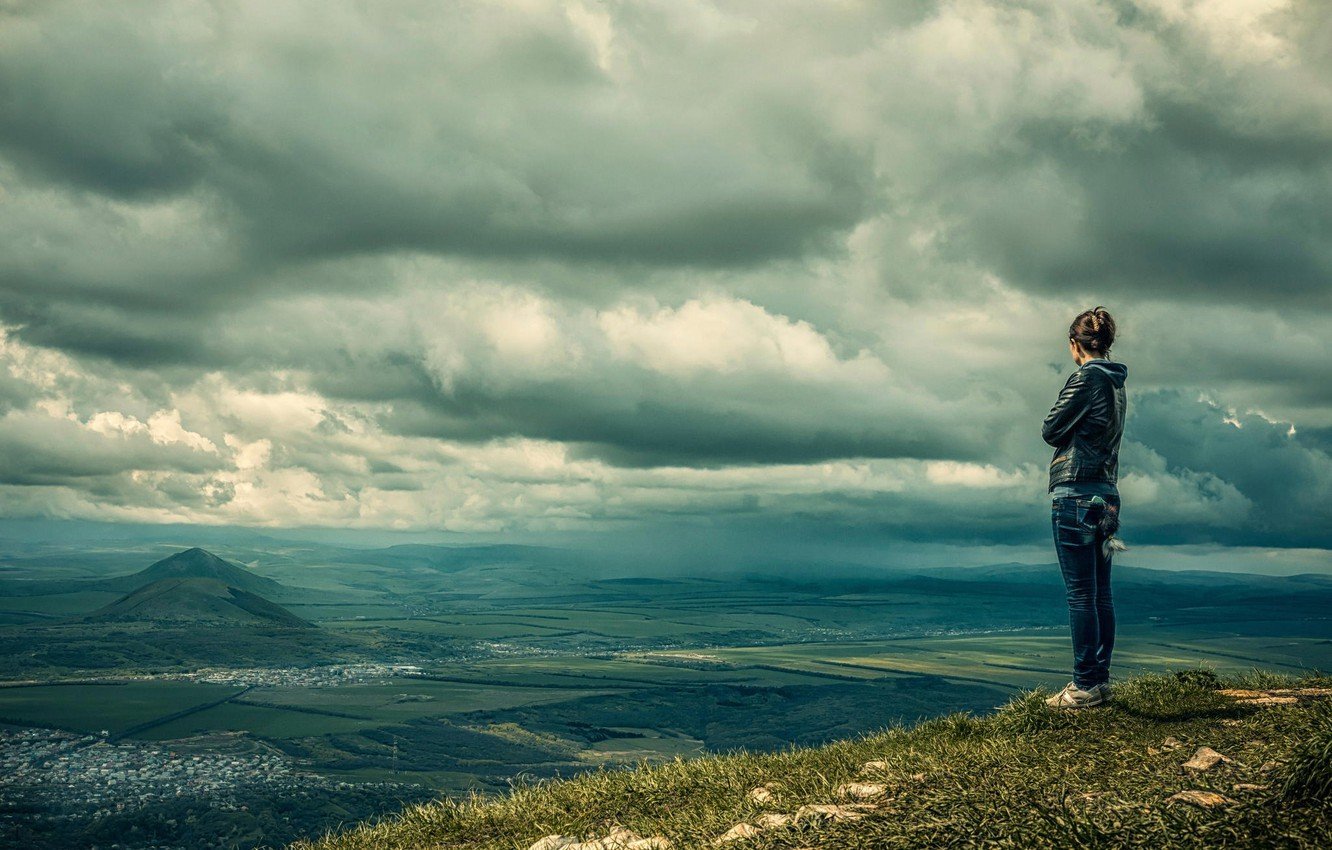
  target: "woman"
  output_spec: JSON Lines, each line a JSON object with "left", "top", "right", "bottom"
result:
{"left": 1041, "top": 306, "right": 1127, "bottom": 709}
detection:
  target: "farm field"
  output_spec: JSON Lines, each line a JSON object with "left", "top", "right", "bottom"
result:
{"left": 0, "top": 680, "right": 238, "bottom": 735}
{"left": 4, "top": 632, "right": 1327, "bottom": 800}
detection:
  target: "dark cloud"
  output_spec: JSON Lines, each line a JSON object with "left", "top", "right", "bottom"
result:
{"left": 1124, "top": 389, "right": 1332, "bottom": 547}
{"left": 953, "top": 132, "right": 1332, "bottom": 305}
{"left": 0, "top": 1, "right": 874, "bottom": 299}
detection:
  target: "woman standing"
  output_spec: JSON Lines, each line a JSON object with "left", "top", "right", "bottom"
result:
{"left": 1042, "top": 307, "right": 1127, "bottom": 709}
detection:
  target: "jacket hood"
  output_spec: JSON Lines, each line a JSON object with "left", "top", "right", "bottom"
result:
{"left": 1082, "top": 359, "right": 1127, "bottom": 388}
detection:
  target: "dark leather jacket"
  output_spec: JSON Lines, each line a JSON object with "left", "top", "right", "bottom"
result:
{"left": 1042, "top": 359, "right": 1128, "bottom": 492}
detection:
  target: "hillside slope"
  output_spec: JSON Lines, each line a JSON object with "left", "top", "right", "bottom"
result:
{"left": 100, "top": 546, "right": 287, "bottom": 597}
{"left": 87, "top": 576, "right": 312, "bottom": 628}
{"left": 292, "top": 671, "right": 1332, "bottom": 850}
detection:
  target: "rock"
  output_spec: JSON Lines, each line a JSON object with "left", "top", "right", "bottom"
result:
{"left": 1166, "top": 790, "right": 1235, "bottom": 808}
{"left": 747, "top": 785, "right": 776, "bottom": 804}
{"left": 860, "top": 760, "right": 890, "bottom": 772}
{"left": 755, "top": 813, "right": 792, "bottom": 828}
{"left": 1161, "top": 737, "right": 1184, "bottom": 751}
{"left": 1231, "top": 783, "right": 1268, "bottom": 793}
{"left": 1182, "top": 747, "right": 1230, "bottom": 772}
{"left": 528, "top": 827, "right": 670, "bottom": 850}
{"left": 836, "top": 782, "right": 888, "bottom": 800}
{"left": 1220, "top": 687, "right": 1332, "bottom": 704}
{"left": 1260, "top": 761, "right": 1280, "bottom": 773}
{"left": 713, "top": 823, "right": 761, "bottom": 844}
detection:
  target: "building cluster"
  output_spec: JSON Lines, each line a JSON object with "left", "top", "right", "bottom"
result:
{"left": 0, "top": 727, "right": 332, "bottom": 822}
{"left": 150, "top": 662, "right": 425, "bottom": 687}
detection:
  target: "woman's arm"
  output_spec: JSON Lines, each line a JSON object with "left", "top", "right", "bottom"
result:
{"left": 1042, "top": 370, "right": 1092, "bottom": 447}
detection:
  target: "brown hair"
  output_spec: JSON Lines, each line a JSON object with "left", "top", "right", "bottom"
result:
{"left": 1069, "top": 306, "right": 1115, "bottom": 354}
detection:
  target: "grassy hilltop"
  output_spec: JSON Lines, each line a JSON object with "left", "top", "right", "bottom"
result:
{"left": 292, "top": 670, "right": 1332, "bottom": 850}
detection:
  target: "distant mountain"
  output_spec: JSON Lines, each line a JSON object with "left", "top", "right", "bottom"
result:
{"left": 100, "top": 547, "right": 286, "bottom": 597}
{"left": 86, "top": 576, "right": 311, "bottom": 628}
{"left": 911, "top": 561, "right": 1332, "bottom": 590}
{"left": 333, "top": 543, "right": 579, "bottom": 572}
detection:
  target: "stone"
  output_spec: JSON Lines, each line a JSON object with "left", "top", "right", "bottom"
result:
{"left": 1220, "top": 687, "right": 1332, "bottom": 703}
{"left": 836, "top": 782, "right": 888, "bottom": 800}
{"left": 528, "top": 827, "right": 670, "bottom": 850}
{"left": 747, "top": 785, "right": 775, "bottom": 804}
{"left": 1161, "top": 737, "right": 1184, "bottom": 750}
{"left": 1166, "top": 790, "right": 1235, "bottom": 808}
{"left": 1182, "top": 747, "right": 1230, "bottom": 772}
{"left": 755, "top": 813, "right": 792, "bottom": 828}
{"left": 713, "top": 823, "right": 761, "bottom": 844}
{"left": 860, "top": 760, "right": 891, "bottom": 772}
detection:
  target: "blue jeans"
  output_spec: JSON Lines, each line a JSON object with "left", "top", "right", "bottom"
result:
{"left": 1051, "top": 494, "right": 1120, "bottom": 689}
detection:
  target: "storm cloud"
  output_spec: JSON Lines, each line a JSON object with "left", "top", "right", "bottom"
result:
{"left": 0, "top": 0, "right": 1329, "bottom": 558}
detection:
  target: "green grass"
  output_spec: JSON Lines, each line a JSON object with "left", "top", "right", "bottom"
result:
{"left": 1280, "top": 699, "right": 1332, "bottom": 806}
{"left": 292, "top": 670, "right": 1332, "bottom": 850}
{"left": 0, "top": 680, "right": 237, "bottom": 735}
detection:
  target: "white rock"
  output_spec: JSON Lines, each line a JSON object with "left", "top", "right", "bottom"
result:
{"left": 1181, "top": 747, "right": 1230, "bottom": 772}
{"left": 713, "top": 822, "right": 762, "bottom": 844}
{"left": 1166, "top": 790, "right": 1234, "bottom": 807}
{"left": 836, "top": 782, "right": 887, "bottom": 800}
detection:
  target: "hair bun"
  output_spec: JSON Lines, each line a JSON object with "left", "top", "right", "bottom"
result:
{"left": 1069, "top": 306, "right": 1116, "bottom": 352}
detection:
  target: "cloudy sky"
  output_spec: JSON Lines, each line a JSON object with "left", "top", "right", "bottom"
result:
{"left": 1, "top": 0, "right": 1330, "bottom": 570}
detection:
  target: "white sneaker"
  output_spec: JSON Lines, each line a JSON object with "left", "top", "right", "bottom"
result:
{"left": 1045, "top": 681, "right": 1105, "bottom": 710}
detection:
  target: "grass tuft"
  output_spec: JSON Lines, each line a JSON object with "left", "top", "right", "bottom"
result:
{"left": 1111, "top": 670, "right": 1237, "bottom": 720}
{"left": 991, "top": 687, "right": 1083, "bottom": 735}
{"left": 1170, "top": 667, "right": 1221, "bottom": 690}
{"left": 913, "top": 709, "right": 982, "bottom": 739}
{"left": 1280, "top": 699, "right": 1332, "bottom": 805}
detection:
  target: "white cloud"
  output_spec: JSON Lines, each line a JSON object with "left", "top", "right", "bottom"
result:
{"left": 598, "top": 296, "right": 861, "bottom": 379}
